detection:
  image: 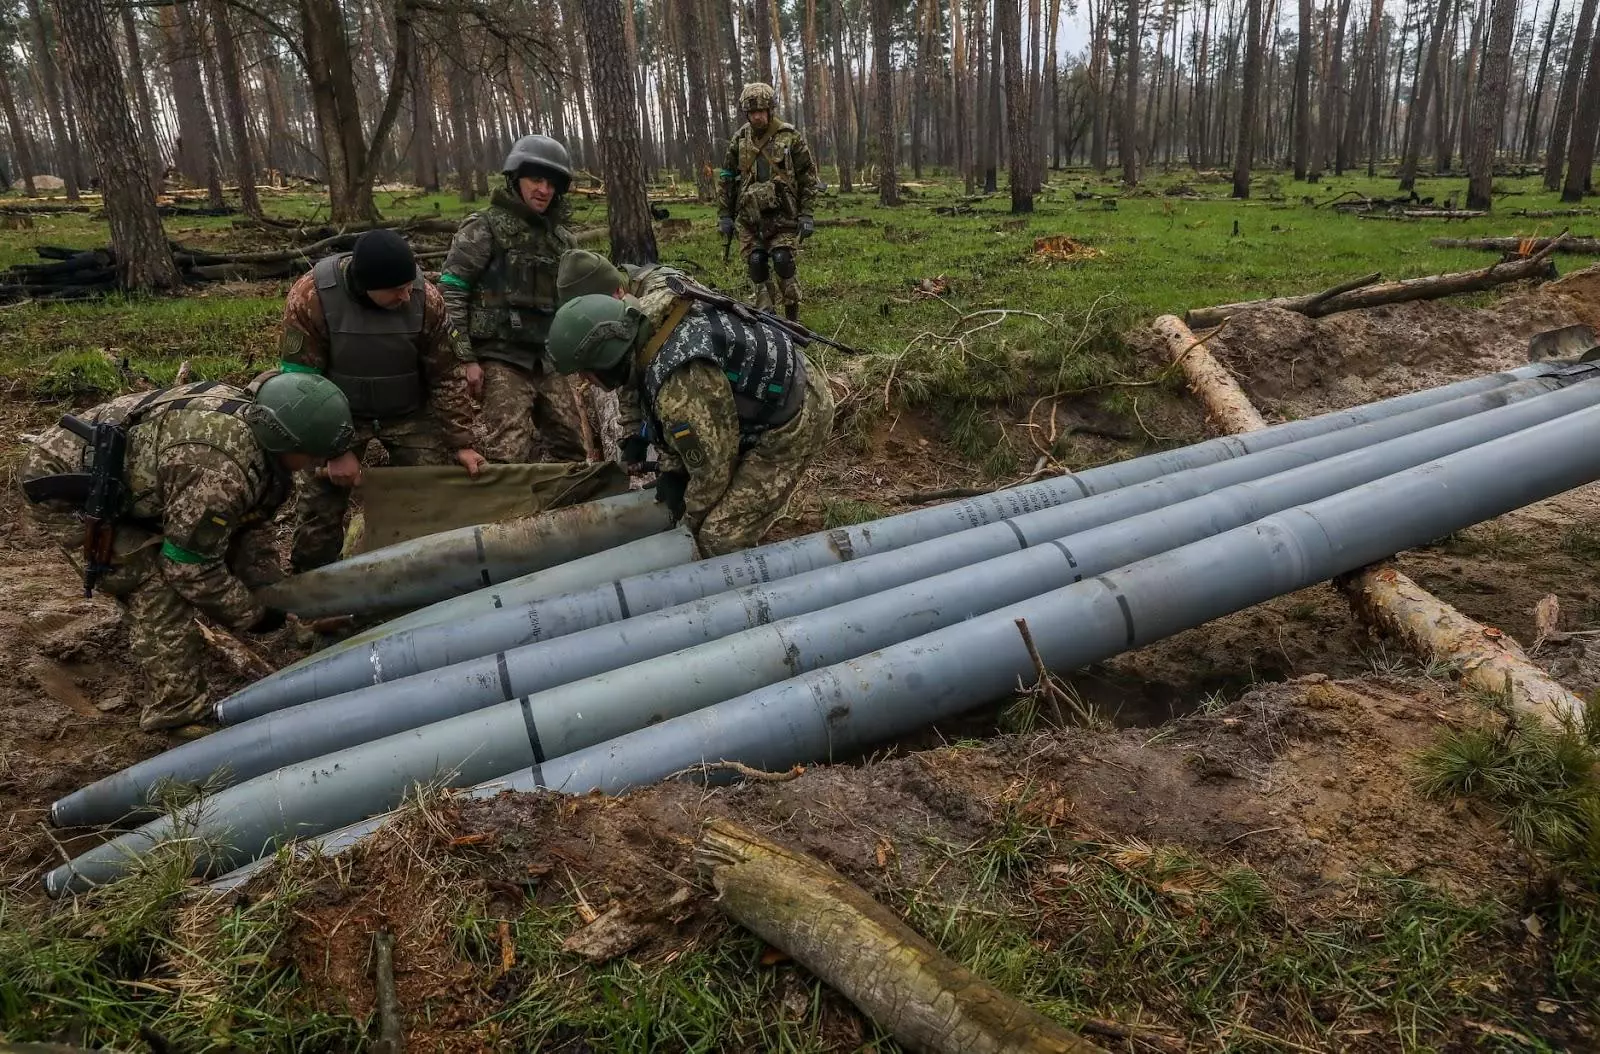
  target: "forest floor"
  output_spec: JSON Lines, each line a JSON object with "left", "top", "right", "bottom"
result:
{"left": 1, "top": 168, "right": 1599, "bottom": 1052}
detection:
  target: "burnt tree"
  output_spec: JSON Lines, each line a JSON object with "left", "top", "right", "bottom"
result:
{"left": 581, "top": 0, "right": 659, "bottom": 263}
{"left": 50, "top": 0, "right": 181, "bottom": 290}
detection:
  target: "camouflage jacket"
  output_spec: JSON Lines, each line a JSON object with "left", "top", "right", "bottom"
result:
{"left": 615, "top": 265, "right": 690, "bottom": 466}
{"left": 649, "top": 361, "right": 745, "bottom": 532}
{"left": 719, "top": 121, "right": 818, "bottom": 226}
{"left": 439, "top": 189, "right": 575, "bottom": 371}
{"left": 279, "top": 261, "right": 477, "bottom": 449}
{"left": 30, "top": 383, "right": 291, "bottom": 631}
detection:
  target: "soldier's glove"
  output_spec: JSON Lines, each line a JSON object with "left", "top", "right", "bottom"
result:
{"left": 717, "top": 215, "right": 735, "bottom": 238}
{"left": 654, "top": 470, "right": 690, "bottom": 522}
{"left": 799, "top": 214, "right": 814, "bottom": 239}
{"left": 249, "top": 607, "right": 289, "bottom": 634}
{"left": 619, "top": 434, "right": 651, "bottom": 474}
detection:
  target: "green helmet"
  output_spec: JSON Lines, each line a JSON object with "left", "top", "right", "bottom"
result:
{"left": 557, "top": 249, "right": 626, "bottom": 303}
{"left": 740, "top": 82, "right": 777, "bottom": 113}
{"left": 546, "top": 294, "right": 643, "bottom": 374}
{"left": 503, "top": 134, "right": 573, "bottom": 190}
{"left": 245, "top": 372, "right": 356, "bottom": 458}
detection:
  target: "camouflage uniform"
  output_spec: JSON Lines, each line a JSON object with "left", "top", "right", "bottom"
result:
{"left": 18, "top": 384, "right": 292, "bottom": 730}
{"left": 440, "top": 189, "right": 588, "bottom": 463}
{"left": 279, "top": 258, "right": 476, "bottom": 572}
{"left": 720, "top": 85, "right": 820, "bottom": 315}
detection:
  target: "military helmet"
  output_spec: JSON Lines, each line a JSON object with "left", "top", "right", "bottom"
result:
{"left": 546, "top": 294, "right": 643, "bottom": 374}
{"left": 557, "top": 249, "right": 627, "bottom": 303}
{"left": 502, "top": 134, "right": 573, "bottom": 191}
{"left": 740, "top": 82, "right": 777, "bottom": 113}
{"left": 245, "top": 372, "right": 356, "bottom": 458}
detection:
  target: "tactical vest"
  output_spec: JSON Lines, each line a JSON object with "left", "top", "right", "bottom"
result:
{"left": 312, "top": 253, "right": 426, "bottom": 419}
{"left": 638, "top": 303, "right": 807, "bottom": 443}
{"left": 735, "top": 125, "right": 800, "bottom": 225}
{"left": 467, "top": 203, "right": 567, "bottom": 361}
{"left": 93, "top": 382, "right": 285, "bottom": 530}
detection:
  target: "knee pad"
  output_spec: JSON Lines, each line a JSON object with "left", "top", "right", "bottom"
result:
{"left": 770, "top": 247, "right": 796, "bottom": 280}
{"left": 747, "top": 249, "right": 771, "bottom": 284}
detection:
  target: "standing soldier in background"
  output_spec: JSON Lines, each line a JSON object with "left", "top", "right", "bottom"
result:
{"left": 719, "top": 83, "right": 820, "bottom": 322}
{"left": 439, "top": 135, "right": 589, "bottom": 463}
{"left": 17, "top": 374, "right": 356, "bottom": 734}
{"left": 278, "top": 228, "right": 483, "bottom": 573}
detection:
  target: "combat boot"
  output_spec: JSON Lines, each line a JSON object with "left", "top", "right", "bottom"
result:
{"left": 784, "top": 303, "right": 799, "bottom": 322}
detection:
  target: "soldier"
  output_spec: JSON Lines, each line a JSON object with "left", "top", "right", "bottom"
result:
{"left": 719, "top": 82, "right": 819, "bottom": 322}
{"left": 18, "top": 374, "right": 356, "bottom": 734}
{"left": 439, "top": 134, "right": 588, "bottom": 464}
{"left": 545, "top": 292, "right": 835, "bottom": 556}
{"left": 279, "top": 228, "right": 483, "bottom": 573}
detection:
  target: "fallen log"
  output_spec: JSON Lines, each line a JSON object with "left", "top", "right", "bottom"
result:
{"left": 1152, "top": 315, "right": 1268, "bottom": 434}
{"left": 1185, "top": 235, "right": 1567, "bottom": 328}
{"left": 1511, "top": 208, "right": 1596, "bottom": 218}
{"left": 1335, "top": 565, "right": 1587, "bottom": 726}
{"left": 1167, "top": 307, "right": 1583, "bottom": 727}
{"left": 1431, "top": 236, "right": 1600, "bottom": 254}
{"left": 694, "top": 818, "right": 1108, "bottom": 1054}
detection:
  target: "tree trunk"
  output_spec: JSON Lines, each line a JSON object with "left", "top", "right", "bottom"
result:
{"left": 951, "top": 0, "right": 970, "bottom": 189}
{"left": 208, "top": 0, "right": 259, "bottom": 216}
{"left": 1465, "top": 0, "right": 1515, "bottom": 209}
{"left": 1001, "top": 0, "right": 1032, "bottom": 210}
{"left": 986, "top": 0, "right": 1001, "bottom": 191}
{"left": 802, "top": 0, "right": 820, "bottom": 162}
{"left": 1041, "top": 0, "right": 1061, "bottom": 175}
{"left": 752, "top": 0, "right": 775, "bottom": 81}
{"left": 830, "top": 0, "right": 855, "bottom": 191}
{"left": 1561, "top": 18, "right": 1600, "bottom": 201}
{"left": 1319, "top": 0, "right": 1352, "bottom": 175}
{"left": 677, "top": 0, "right": 716, "bottom": 200}
{"left": 1294, "top": 0, "right": 1311, "bottom": 178}
{"left": 582, "top": 0, "right": 659, "bottom": 263}
{"left": 171, "top": 0, "right": 224, "bottom": 207}
{"left": 50, "top": 0, "right": 181, "bottom": 290}
{"left": 1089, "top": 0, "right": 1109, "bottom": 172}
{"left": 559, "top": 0, "right": 596, "bottom": 171}
{"left": 694, "top": 820, "right": 1109, "bottom": 1054}
{"left": 1544, "top": 0, "right": 1596, "bottom": 189}
{"left": 1120, "top": 0, "right": 1140, "bottom": 183}
{"left": 1398, "top": 0, "right": 1454, "bottom": 189}
{"left": 25, "top": 0, "right": 82, "bottom": 198}
{"left": 1447, "top": 0, "right": 1482, "bottom": 175}
{"left": 117, "top": 4, "right": 162, "bottom": 194}
{"left": 1522, "top": 0, "right": 1562, "bottom": 160}
{"left": 872, "top": 0, "right": 898, "bottom": 204}
{"left": 411, "top": 50, "right": 438, "bottom": 190}
{"left": 1232, "top": 0, "right": 1263, "bottom": 197}
{"left": 770, "top": 0, "right": 794, "bottom": 118}
{"left": 0, "top": 64, "right": 38, "bottom": 195}
{"left": 1026, "top": 0, "right": 1042, "bottom": 189}
{"left": 1340, "top": 0, "right": 1379, "bottom": 171}
{"left": 1153, "top": 316, "right": 1267, "bottom": 433}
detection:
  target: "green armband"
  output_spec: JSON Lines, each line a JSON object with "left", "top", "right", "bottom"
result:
{"left": 439, "top": 273, "right": 472, "bottom": 291}
{"left": 161, "top": 539, "right": 211, "bottom": 564}
{"left": 278, "top": 360, "right": 322, "bottom": 375}
{"left": 717, "top": 169, "right": 737, "bottom": 182}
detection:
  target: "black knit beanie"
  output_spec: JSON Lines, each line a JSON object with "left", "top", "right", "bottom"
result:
{"left": 349, "top": 229, "right": 417, "bottom": 291}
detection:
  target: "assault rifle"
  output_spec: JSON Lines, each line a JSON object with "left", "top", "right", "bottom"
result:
{"left": 60, "top": 414, "right": 128, "bottom": 597}
{"left": 663, "top": 274, "right": 863, "bottom": 356}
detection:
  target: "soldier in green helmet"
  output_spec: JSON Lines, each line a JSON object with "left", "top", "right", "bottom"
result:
{"left": 18, "top": 373, "right": 357, "bottom": 734}
{"left": 719, "top": 82, "right": 820, "bottom": 321}
{"left": 439, "top": 134, "right": 589, "bottom": 464}
{"left": 544, "top": 291, "right": 834, "bottom": 556}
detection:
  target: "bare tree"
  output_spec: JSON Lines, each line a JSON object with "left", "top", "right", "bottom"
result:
{"left": 752, "top": 0, "right": 775, "bottom": 81}
{"left": 1522, "top": 0, "right": 1562, "bottom": 159}
{"left": 1398, "top": 0, "right": 1455, "bottom": 190}
{"left": 1466, "top": 0, "right": 1516, "bottom": 208}
{"left": 1233, "top": 0, "right": 1264, "bottom": 198}
{"left": 0, "top": 60, "right": 36, "bottom": 195}
{"left": 1561, "top": 14, "right": 1600, "bottom": 200}
{"left": 677, "top": 0, "right": 716, "bottom": 200}
{"left": 51, "top": 0, "right": 180, "bottom": 290}
{"left": 581, "top": 0, "right": 658, "bottom": 262}
{"left": 118, "top": 5, "right": 162, "bottom": 194}
{"left": 829, "top": 0, "right": 855, "bottom": 191}
{"left": 25, "top": 0, "right": 82, "bottom": 198}
{"left": 1000, "top": 0, "right": 1032, "bottom": 209}
{"left": 1120, "top": 0, "right": 1140, "bottom": 184}
{"left": 1294, "top": 0, "right": 1311, "bottom": 179}
{"left": 1547, "top": 0, "right": 1599, "bottom": 189}
{"left": 872, "top": 0, "right": 898, "bottom": 204}
{"left": 208, "top": 0, "right": 259, "bottom": 216}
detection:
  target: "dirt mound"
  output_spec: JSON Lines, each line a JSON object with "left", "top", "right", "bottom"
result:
{"left": 1213, "top": 264, "right": 1600, "bottom": 418}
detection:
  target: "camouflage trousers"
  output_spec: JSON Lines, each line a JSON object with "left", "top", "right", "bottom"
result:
{"left": 19, "top": 501, "right": 278, "bottom": 732}
{"left": 695, "top": 367, "right": 835, "bottom": 556}
{"left": 291, "top": 411, "right": 453, "bottom": 573}
{"left": 477, "top": 359, "right": 589, "bottom": 464}
{"left": 738, "top": 223, "right": 803, "bottom": 312}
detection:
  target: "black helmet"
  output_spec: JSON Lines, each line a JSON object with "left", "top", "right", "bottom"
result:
{"left": 502, "top": 134, "right": 573, "bottom": 193}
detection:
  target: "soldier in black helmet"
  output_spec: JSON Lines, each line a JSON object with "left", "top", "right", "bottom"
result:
{"left": 438, "top": 134, "right": 589, "bottom": 463}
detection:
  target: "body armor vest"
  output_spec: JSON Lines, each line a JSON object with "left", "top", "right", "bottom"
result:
{"left": 313, "top": 253, "right": 426, "bottom": 419}
{"left": 467, "top": 203, "right": 567, "bottom": 367}
{"left": 639, "top": 303, "right": 807, "bottom": 443}
{"left": 734, "top": 124, "right": 800, "bottom": 225}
